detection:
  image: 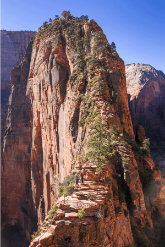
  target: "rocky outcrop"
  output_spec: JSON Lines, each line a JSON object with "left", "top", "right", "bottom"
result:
{"left": 126, "top": 63, "right": 165, "bottom": 166}
{"left": 1, "top": 30, "right": 36, "bottom": 142}
{"left": 2, "top": 14, "right": 165, "bottom": 247}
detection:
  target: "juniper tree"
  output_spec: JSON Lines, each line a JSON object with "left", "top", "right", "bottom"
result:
{"left": 86, "top": 115, "right": 114, "bottom": 170}
{"left": 111, "top": 42, "right": 116, "bottom": 51}
{"left": 43, "top": 21, "right": 48, "bottom": 27}
{"left": 80, "top": 15, "right": 89, "bottom": 21}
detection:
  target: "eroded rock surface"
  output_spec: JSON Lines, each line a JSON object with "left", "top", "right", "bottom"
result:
{"left": 1, "top": 30, "right": 36, "bottom": 142}
{"left": 126, "top": 63, "right": 165, "bottom": 167}
{"left": 2, "top": 15, "right": 165, "bottom": 247}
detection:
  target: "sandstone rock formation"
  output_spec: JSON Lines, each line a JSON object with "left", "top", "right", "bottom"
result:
{"left": 126, "top": 63, "right": 165, "bottom": 168}
{"left": 1, "top": 30, "right": 36, "bottom": 142}
{"left": 2, "top": 14, "right": 165, "bottom": 247}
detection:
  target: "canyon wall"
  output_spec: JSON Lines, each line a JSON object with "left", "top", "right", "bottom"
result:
{"left": 126, "top": 63, "right": 165, "bottom": 168}
{"left": 1, "top": 30, "right": 36, "bottom": 142}
{"left": 2, "top": 14, "right": 165, "bottom": 247}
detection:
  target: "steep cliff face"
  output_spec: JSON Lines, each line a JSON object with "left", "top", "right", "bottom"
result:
{"left": 1, "top": 39, "right": 36, "bottom": 247}
{"left": 1, "top": 30, "right": 36, "bottom": 142}
{"left": 2, "top": 13, "right": 165, "bottom": 247}
{"left": 126, "top": 63, "right": 165, "bottom": 168}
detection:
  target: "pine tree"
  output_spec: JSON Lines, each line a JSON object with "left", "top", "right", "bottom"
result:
{"left": 86, "top": 115, "right": 114, "bottom": 170}
{"left": 111, "top": 42, "right": 116, "bottom": 51}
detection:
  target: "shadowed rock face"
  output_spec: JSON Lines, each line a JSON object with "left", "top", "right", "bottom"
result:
{"left": 1, "top": 30, "right": 36, "bottom": 143}
{"left": 126, "top": 63, "right": 165, "bottom": 165}
{"left": 2, "top": 17, "right": 165, "bottom": 247}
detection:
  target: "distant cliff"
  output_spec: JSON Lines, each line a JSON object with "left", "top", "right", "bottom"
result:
{"left": 1, "top": 30, "right": 36, "bottom": 142}
{"left": 126, "top": 63, "right": 165, "bottom": 166}
{"left": 2, "top": 14, "right": 165, "bottom": 247}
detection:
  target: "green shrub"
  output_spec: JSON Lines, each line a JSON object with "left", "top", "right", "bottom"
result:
{"left": 58, "top": 185, "right": 64, "bottom": 197}
{"left": 140, "top": 138, "right": 150, "bottom": 156}
{"left": 77, "top": 209, "right": 86, "bottom": 219}
{"left": 78, "top": 119, "right": 84, "bottom": 127}
{"left": 31, "top": 230, "right": 40, "bottom": 242}
{"left": 48, "top": 203, "right": 58, "bottom": 219}
{"left": 64, "top": 183, "right": 74, "bottom": 195}
{"left": 58, "top": 172, "right": 80, "bottom": 197}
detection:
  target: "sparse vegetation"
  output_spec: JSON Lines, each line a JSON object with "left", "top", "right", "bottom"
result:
{"left": 31, "top": 230, "right": 40, "bottom": 242}
{"left": 48, "top": 203, "right": 58, "bottom": 219}
{"left": 77, "top": 209, "right": 86, "bottom": 219}
{"left": 58, "top": 172, "right": 80, "bottom": 197}
{"left": 140, "top": 138, "right": 150, "bottom": 156}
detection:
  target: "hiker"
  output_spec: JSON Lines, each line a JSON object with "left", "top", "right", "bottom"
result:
{"left": 80, "top": 171, "right": 84, "bottom": 183}
{"left": 76, "top": 176, "right": 79, "bottom": 184}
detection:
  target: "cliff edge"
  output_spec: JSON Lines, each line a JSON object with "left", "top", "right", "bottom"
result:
{"left": 2, "top": 13, "right": 165, "bottom": 247}
{"left": 126, "top": 63, "right": 165, "bottom": 169}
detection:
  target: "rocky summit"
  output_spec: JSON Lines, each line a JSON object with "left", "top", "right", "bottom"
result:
{"left": 126, "top": 63, "right": 165, "bottom": 169}
{"left": 2, "top": 12, "right": 165, "bottom": 247}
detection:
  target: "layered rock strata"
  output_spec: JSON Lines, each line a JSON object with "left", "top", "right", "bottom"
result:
{"left": 2, "top": 13, "right": 165, "bottom": 247}
{"left": 126, "top": 63, "right": 165, "bottom": 166}
{"left": 1, "top": 30, "right": 36, "bottom": 142}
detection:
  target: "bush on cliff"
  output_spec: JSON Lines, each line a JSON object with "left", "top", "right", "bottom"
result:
{"left": 140, "top": 138, "right": 150, "bottom": 156}
{"left": 77, "top": 209, "right": 86, "bottom": 219}
{"left": 31, "top": 230, "right": 40, "bottom": 242}
{"left": 58, "top": 172, "right": 80, "bottom": 197}
{"left": 48, "top": 203, "right": 58, "bottom": 219}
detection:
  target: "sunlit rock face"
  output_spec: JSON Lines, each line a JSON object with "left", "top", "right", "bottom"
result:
{"left": 2, "top": 15, "right": 165, "bottom": 247}
{"left": 1, "top": 30, "right": 36, "bottom": 143}
{"left": 126, "top": 63, "right": 165, "bottom": 166}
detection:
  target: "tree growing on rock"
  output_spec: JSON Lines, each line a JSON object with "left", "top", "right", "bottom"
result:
{"left": 111, "top": 41, "right": 116, "bottom": 51}
{"left": 43, "top": 21, "right": 48, "bottom": 27}
{"left": 86, "top": 115, "right": 115, "bottom": 170}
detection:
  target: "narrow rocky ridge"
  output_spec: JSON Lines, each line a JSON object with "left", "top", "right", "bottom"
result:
{"left": 2, "top": 12, "right": 165, "bottom": 247}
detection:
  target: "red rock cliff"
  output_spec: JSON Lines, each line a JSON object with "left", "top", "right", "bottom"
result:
{"left": 1, "top": 30, "right": 36, "bottom": 143}
{"left": 2, "top": 13, "right": 165, "bottom": 247}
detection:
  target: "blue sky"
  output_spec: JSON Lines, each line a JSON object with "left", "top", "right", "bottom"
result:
{"left": 1, "top": 0, "right": 165, "bottom": 73}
